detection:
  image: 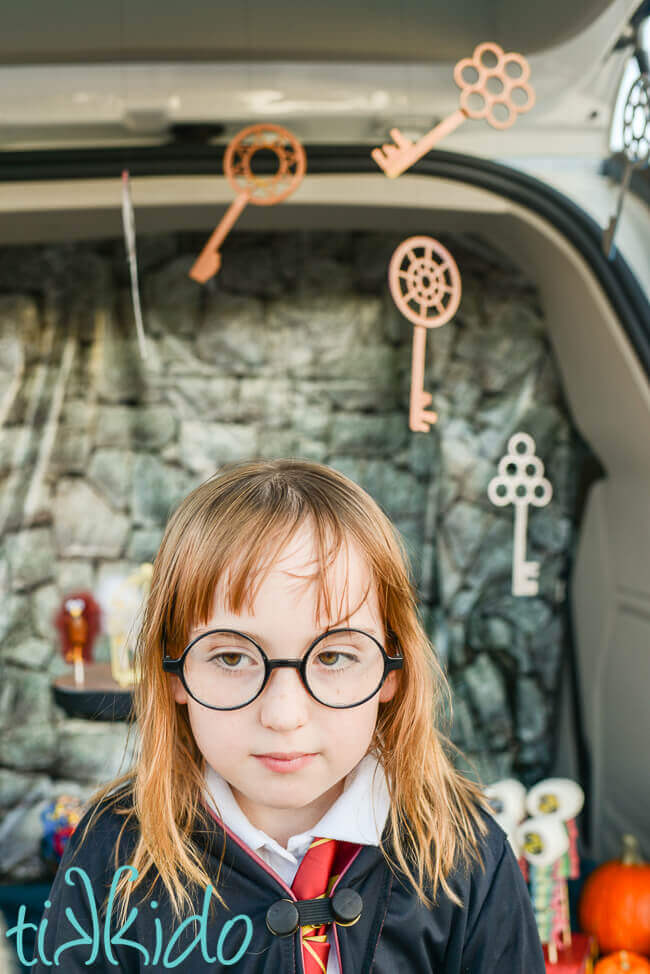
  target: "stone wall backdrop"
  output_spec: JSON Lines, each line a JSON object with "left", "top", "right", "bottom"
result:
{"left": 0, "top": 229, "right": 594, "bottom": 882}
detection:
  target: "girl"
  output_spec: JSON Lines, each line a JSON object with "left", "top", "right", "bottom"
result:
{"left": 32, "top": 458, "right": 545, "bottom": 973}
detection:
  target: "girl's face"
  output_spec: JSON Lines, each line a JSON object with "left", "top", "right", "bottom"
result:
{"left": 171, "top": 521, "right": 398, "bottom": 845}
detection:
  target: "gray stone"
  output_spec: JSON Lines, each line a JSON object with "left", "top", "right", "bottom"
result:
{"left": 429, "top": 610, "right": 451, "bottom": 668}
{"left": 329, "top": 413, "right": 408, "bottom": 456}
{"left": 439, "top": 419, "right": 482, "bottom": 482}
{"left": 0, "top": 591, "right": 34, "bottom": 646}
{"left": 353, "top": 233, "right": 403, "bottom": 295}
{"left": 0, "top": 426, "right": 41, "bottom": 475}
{"left": 438, "top": 477, "right": 459, "bottom": 515}
{"left": 218, "top": 240, "right": 289, "bottom": 299}
{"left": 3, "top": 636, "right": 54, "bottom": 669}
{"left": 443, "top": 361, "right": 482, "bottom": 418}
{"left": 393, "top": 518, "right": 424, "bottom": 581}
{"left": 291, "top": 402, "right": 331, "bottom": 441}
{"left": 295, "top": 376, "right": 400, "bottom": 413}
{"left": 0, "top": 666, "right": 53, "bottom": 729}
{"left": 460, "top": 456, "right": 497, "bottom": 504}
{"left": 428, "top": 316, "right": 457, "bottom": 384}
{"left": 5, "top": 528, "right": 56, "bottom": 591}
{"left": 0, "top": 295, "right": 41, "bottom": 368}
{"left": 96, "top": 304, "right": 158, "bottom": 404}
{"left": 300, "top": 256, "right": 356, "bottom": 296}
{"left": 126, "top": 527, "right": 165, "bottom": 563}
{"left": 56, "top": 560, "right": 95, "bottom": 596}
{"left": 496, "top": 595, "right": 553, "bottom": 636}
{"left": 514, "top": 404, "right": 565, "bottom": 460}
{"left": 455, "top": 299, "right": 544, "bottom": 393}
{"left": 144, "top": 255, "right": 203, "bottom": 337}
{"left": 477, "top": 427, "right": 509, "bottom": 461}
{"left": 1, "top": 723, "right": 57, "bottom": 772}
{"left": 131, "top": 454, "right": 193, "bottom": 525}
{"left": 463, "top": 653, "right": 512, "bottom": 748}
{"left": 196, "top": 292, "right": 267, "bottom": 372}
{"left": 327, "top": 459, "right": 426, "bottom": 521}
{"left": 53, "top": 480, "right": 130, "bottom": 558}
{"left": 166, "top": 376, "right": 241, "bottom": 422}
{"left": 95, "top": 405, "right": 176, "bottom": 451}
{"left": 177, "top": 421, "right": 258, "bottom": 475}
{"left": 449, "top": 588, "right": 478, "bottom": 620}
{"left": 154, "top": 331, "right": 216, "bottom": 377}
{"left": 238, "top": 378, "right": 298, "bottom": 429}
{"left": 479, "top": 372, "right": 537, "bottom": 432}
{"left": 256, "top": 430, "right": 301, "bottom": 458}
{"left": 443, "top": 502, "right": 494, "bottom": 572}
{"left": 88, "top": 449, "right": 134, "bottom": 510}
{"left": 48, "top": 399, "right": 93, "bottom": 475}
{"left": 437, "top": 534, "right": 463, "bottom": 607}
{"left": 294, "top": 438, "right": 329, "bottom": 462}
{"left": 528, "top": 511, "right": 571, "bottom": 553}
{"left": 0, "top": 799, "right": 51, "bottom": 879}
{"left": 56, "top": 720, "right": 138, "bottom": 783}
{"left": 516, "top": 677, "right": 548, "bottom": 744}
{"left": 465, "top": 519, "right": 516, "bottom": 590}
{"left": 31, "top": 584, "right": 61, "bottom": 640}
{"left": 397, "top": 432, "right": 437, "bottom": 479}
{"left": 530, "top": 617, "right": 566, "bottom": 691}
{"left": 0, "top": 769, "right": 51, "bottom": 810}
{"left": 265, "top": 294, "right": 386, "bottom": 380}
{"left": 449, "top": 693, "right": 481, "bottom": 751}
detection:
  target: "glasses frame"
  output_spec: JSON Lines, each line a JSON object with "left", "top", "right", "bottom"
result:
{"left": 162, "top": 627, "right": 403, "bottom": 711}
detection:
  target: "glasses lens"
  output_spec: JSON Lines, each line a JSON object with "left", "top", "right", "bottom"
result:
{"left": 184, "top": 632, "right": 265, "bottom": 708}
{"left": 306, "top": 631, "right": 385, "bottom": 707}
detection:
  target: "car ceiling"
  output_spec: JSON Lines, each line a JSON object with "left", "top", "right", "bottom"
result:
{"left": 2, "top": 0, "right": 619, "bottom": 64}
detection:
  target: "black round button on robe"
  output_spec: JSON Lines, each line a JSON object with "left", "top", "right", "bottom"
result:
{"left": 331, "top": 888, "right": 363, "bottom": 926}
{"left": 266, "top": 898, "right": 300, "bottom": 937}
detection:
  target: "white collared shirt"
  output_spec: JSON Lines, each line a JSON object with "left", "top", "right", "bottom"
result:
{"left": 203, "top": 753, "right": 391, "bottom": 974}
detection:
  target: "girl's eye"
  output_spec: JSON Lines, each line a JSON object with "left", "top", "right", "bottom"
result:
{"left": 210, "top": 651, "right": 257, "bottom": 668}
{"left": 315, "top": 650, "right": 357, "bottom": 668}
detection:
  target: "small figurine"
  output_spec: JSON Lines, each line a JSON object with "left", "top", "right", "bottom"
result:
{"left": 518, "top": 815, "right": 570, "bottom": 965}
{"left": 54, "top": 592, "right": 101, "bottom": 688}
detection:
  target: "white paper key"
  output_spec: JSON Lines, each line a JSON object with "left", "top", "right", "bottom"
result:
{"left": 487, "top": 433, "right": 552, "bottom": 597}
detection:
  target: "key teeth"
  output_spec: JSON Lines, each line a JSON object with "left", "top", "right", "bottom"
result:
{"left": 513, "top": 579, "right": 539, "bottom": 597}
{"left": 372, "top": 152, "right": 402, "bottom": 179}
{"left": 371, "top": 147, "right": 389, "bottom": 169}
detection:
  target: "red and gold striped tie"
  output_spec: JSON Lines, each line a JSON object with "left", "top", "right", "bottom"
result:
{"left": 291, "top": 837, "right": 357, "bottom": 974}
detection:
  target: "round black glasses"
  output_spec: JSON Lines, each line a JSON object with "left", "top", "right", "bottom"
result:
{"left": 162, "top": 627, "right": 403, "bottom": 710}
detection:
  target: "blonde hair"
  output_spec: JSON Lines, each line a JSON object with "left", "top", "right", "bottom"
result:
{"left": 72, "top": 458, "right": 491, "bottom": 925}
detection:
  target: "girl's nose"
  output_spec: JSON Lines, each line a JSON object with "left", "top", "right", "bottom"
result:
{"left": 258, "top": 666, "right": 310, "bottom": 730}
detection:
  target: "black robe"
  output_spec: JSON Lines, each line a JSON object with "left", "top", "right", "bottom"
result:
{"left": 26, "top": 790, "right": 546, "bottom": 972}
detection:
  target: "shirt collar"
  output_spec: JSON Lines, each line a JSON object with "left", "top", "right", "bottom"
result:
{"left": 203, "top": 753, "right": 391, "bottom": 863}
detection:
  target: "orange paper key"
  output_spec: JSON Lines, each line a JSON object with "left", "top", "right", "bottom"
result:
{"left": 189, "top": 123, "right": 307, "bottom": 283}
{"left": 388, "top": 236, "right": 461, "bottom": 432}
{"left": 372, "top": 42, "right": 535, "bottom": 178}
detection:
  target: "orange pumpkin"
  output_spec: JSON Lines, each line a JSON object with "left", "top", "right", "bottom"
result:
{"left": 594, "top": 951, "right": 650, "bottom": 973}
{"left": 580, "top": 836, "right": 650, "bottom": 956}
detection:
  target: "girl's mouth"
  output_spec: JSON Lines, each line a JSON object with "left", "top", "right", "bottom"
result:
{"left": 254, "top": 753, "right": 317, "bottom": 773}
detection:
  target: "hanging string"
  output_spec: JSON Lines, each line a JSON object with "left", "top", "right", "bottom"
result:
{"left": 121, "top": 170, "right": 148, "bottom": 362}
{"left": 119, "top": 0, "right": 148, "bottom": 364}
